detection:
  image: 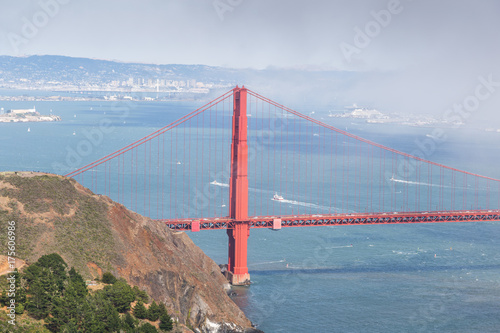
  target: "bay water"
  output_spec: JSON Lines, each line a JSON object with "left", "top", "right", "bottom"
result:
{"left": 1, "top": 96, "right": 500, "bottom": 332}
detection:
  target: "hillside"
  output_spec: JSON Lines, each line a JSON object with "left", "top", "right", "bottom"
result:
{"left": 0, "top": 172, "right": 259, "bottom": 333}
{"left": 0, "top": 55, "right": 242, "bottom": 86}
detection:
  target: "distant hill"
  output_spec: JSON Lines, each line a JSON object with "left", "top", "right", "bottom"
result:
{"left": 0, "top": 55, "right": 359, "bottom": 107}
{"left": 0, "top": 55, "right": 243, "bottom": 86}
{"left": 0, "top": 172, "right": 259, "bottom": 333}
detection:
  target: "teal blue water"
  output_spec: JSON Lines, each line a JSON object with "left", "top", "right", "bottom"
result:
{"left": 1, "top": 97, "right": 500, "bottom": 332}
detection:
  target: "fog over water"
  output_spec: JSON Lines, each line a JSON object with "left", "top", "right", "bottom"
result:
{"left": 1, "top": 1, "right": 500, "bottom": 122}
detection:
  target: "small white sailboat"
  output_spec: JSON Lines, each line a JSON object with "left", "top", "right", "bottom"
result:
{"left": 27, "top": 127, "right": 30, "bottom": 133}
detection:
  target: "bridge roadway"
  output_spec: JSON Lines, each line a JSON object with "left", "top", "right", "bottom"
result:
{"left": 160, "top": 209, "right": 500, "bottom": 231}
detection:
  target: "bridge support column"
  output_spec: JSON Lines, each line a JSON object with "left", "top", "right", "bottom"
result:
{"left": 227, "top": 222, "right": 250, "bottom": 285}
{"left": 227, "top": 86, "right": 251, "bottom": 285}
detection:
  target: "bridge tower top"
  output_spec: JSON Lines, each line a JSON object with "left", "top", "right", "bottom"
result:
{"left": 229, "top": 86, "right": 249, "bottom": 221}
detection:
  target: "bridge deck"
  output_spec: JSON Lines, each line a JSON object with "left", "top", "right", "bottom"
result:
{"left": 159, "top": 210, "right": 500, "bottom": 231}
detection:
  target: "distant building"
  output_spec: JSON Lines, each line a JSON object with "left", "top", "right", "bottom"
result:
{"left": 7, "top": 107, "right": 37, "bottom": 114}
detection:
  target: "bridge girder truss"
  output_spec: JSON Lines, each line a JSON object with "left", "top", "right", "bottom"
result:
{"left": 161, "top": 210, "right": 500, "bottom": 231}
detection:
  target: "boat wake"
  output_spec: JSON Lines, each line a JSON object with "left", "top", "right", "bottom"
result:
{"left": 248, "top": 259, "right": 286, "bottom": 267}
{"left": 210, "top": 180, "right": 342, "bottom": 212}
{"left": 390, "top": 177, "right": 449, "bottom": 188}
{"left": 324, "top": 244, "right": 354, "bottom": 249}
{"left": 272, "top": 198, "right": 340, "bottom": 212}
{"left": 210, "top": 180, "right": 265, "bottom": 192}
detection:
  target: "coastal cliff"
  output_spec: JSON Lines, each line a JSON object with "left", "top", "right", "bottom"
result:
{"left": 0, "top": 172, "right": 259, "bottom": 333}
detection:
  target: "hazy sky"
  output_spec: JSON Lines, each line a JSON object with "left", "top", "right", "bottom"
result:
{"left": 1, "top": 0, "right": 500, "bottom": 119}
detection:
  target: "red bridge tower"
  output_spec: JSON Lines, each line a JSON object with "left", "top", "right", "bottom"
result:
{"left": 227, "top": 86, "right": 251, "bottom": 285}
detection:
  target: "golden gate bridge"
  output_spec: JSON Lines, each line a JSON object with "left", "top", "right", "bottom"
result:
{"left": 65, "top": 86, "right": 500, "bottom": 285}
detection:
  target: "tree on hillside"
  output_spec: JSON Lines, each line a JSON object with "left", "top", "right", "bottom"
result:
{"left": 133, "top": 300, "right": 148, "bottom": 320}
{"left": 26, "top": 267, "right": 59, "bottom": 319}
{"left": 147, "top": 300, "right": 161, "bottom": 321}
{"left": 133, "top": 285, "right": 149, "bottom": 303}
{"left": 80, "top": 292, "right": 121, "bottom": 332}
{"left": 102, "top": 272, "right": 117, "bottom": 284}
{"left": 68, "top": 267, "right": 88, "bottom": 299}
{"left": 0, "top": 287, "right": 8, "bottom": 306}
{"left": 31, "top": 253, "right": 68, "bottom": 292}
{"left": 159, "top": 313, "right": 174, "bottom": 332}
{"left": 102, "top": 279, "right": 135, "bottom": 313}
{"left": 60, "top": 320, "right": 79, "bottom": 333}
{"left": 158, "top": 302, "right": 168, "bottom": 318}
{"left": 122, "top": 312, "right": 137, "bottom": 332}
{"left": 46, "top": 281, "right": 87, "bottom": 332}
{"left": 46, "top": 291, "right": 79, "bottom": 332}
{"left": 14, "top": 271, "right": 27, "bottom": 306}
{"left": 24, "top": 254, "right": 71, "bottom": 319}
{"left": 139, "top": 322, "right": 158, "bottom": 333}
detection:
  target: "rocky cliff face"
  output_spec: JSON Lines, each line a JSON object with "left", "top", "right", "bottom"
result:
{"left": 0, "top": 172, "right": 258, "bottom": 333}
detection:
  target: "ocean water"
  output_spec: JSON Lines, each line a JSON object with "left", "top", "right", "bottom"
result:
{"left": 2, "top": 96, "right": 500, "bottom": 332}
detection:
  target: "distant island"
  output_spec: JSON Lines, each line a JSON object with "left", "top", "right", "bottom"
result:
{"left": 0, "top": 107, "right": 61, "bottom": 123}
{"left": 330, "top": 104, "right": 467, "bottom": 128}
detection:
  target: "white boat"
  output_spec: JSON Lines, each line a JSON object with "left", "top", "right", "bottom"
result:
{"left": 27, "top": 127, "right": 30, "bottom": 132}
{"left": 210, "top": 180, "right": 229, "bottom": 187}
{"left": 272, "top": 192, "right": 284, "bottom": 201}
{"left": 177, "top": 161, "right": 181, "bottom": 165}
